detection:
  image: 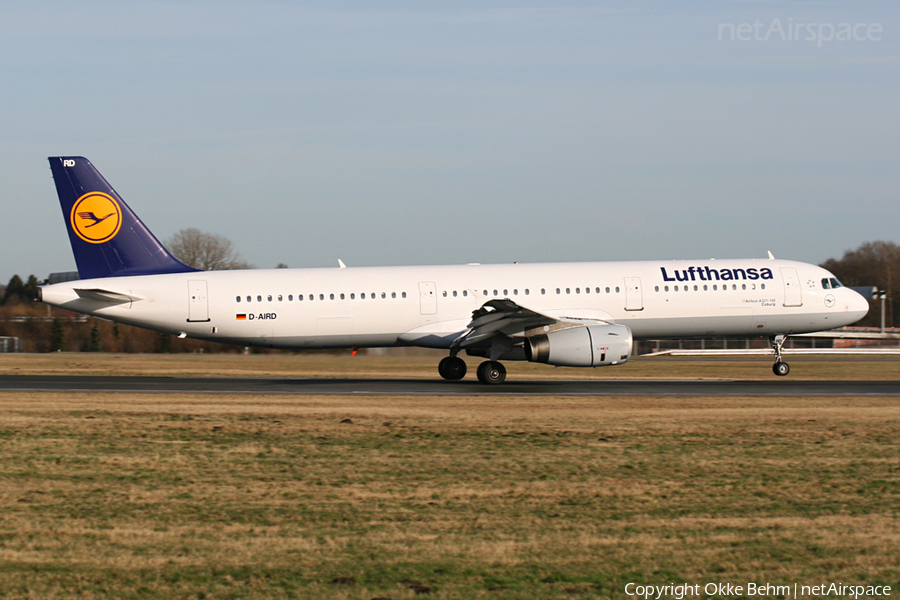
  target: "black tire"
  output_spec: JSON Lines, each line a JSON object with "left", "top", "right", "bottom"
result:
{"left": 438, "top": 356, "right": 467, "bottom": 380}
{"left": 773, "top": 361, "right": 790, "bottom": 377}
{"left": 476, "top": 361, "right": 506, "bottom": 385}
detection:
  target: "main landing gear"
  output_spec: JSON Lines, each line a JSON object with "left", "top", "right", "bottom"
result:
{"left": 475, "top": 360, "right": 506, "bottom": 385}
{"left": 772, "top": 334, "right": 790, "bottom": 377}
{"left": 438, "top": 355, "right": 467, "bottom": 380}
{"left": 438, "top": 355, "right": 507, "bottom": 384}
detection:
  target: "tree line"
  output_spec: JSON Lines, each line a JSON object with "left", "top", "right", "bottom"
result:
{"left": 820, "top": 240, "right": 898, "bottom": 329}
{"left": 0, "top": 234, "right": 895, "bottom": 353}
{"left": 0, "top": 229, "right": 252, "bottom": 353}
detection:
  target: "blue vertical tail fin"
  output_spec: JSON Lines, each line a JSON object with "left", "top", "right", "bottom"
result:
{"left": 49, "top": 157, "right": 199, "bottom": 279}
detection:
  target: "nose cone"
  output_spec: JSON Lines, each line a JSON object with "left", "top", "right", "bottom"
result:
{"left": 846, "top": 288, "right": 870, "bottom": 324}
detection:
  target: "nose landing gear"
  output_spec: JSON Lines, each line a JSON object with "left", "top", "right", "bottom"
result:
{"left": 772, "top": 334, "right": 790, "bottom": 377}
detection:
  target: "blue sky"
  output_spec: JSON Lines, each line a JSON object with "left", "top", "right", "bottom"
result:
{"left": 2, "top": 1, "right": 897, "bottom": 283}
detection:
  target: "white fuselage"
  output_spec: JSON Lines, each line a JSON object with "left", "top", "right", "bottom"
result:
{"left": 39, "top": 258, "right": 869, "bottom": 351}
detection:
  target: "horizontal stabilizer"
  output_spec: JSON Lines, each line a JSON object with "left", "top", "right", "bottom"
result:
{"left": 74, "top": 288, "right": 144, "bottom": 304}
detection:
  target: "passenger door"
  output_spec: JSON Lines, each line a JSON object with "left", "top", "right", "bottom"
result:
{"left": 780, "top": 267, "right": 803, "bottom": 307}
{"left": 187, "top": 280, "right": 209, "bottom": 322}
{"left": 624, "top": 277, "right": 643, "bottom": 311}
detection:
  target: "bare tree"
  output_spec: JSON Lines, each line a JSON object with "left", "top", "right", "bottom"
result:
{"left": 164, "top": 228, "right": 252, "bottom": 271}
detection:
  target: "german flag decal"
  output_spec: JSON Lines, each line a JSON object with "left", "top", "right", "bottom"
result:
{"left": 236, "top": 314, "right": 247, "bottom": 320}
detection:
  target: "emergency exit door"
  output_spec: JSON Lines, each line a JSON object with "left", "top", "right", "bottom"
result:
{"left": 418, "top": 281, "right": 437, "bottom": 315}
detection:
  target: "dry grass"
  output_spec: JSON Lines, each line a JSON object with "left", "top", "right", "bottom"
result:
{"left": 0, "top": 382, "right": 898, "bottom": 599}
{"left": 2, "top": 351, "right": 900, "bottom": 380}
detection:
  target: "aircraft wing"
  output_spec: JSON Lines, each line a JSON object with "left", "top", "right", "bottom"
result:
{"left": 451, "top": 299, "right": 561, "bottom": 349}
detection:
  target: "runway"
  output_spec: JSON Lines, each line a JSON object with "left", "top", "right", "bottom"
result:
{"left": 1, "top": 375, "right": 899, "bottom": 396}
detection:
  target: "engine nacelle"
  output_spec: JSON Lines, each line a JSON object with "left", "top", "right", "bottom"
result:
{"left": 525, "top": 324, "right": 633, "bottom": 367}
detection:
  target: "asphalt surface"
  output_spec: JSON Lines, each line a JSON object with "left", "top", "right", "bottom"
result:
{"left": 1, "top": 375, "right": 898, "bottom": 396}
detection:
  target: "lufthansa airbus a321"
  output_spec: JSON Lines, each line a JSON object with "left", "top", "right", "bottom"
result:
{"left": 38, "top": 157, "right": 869, "bottom": 384}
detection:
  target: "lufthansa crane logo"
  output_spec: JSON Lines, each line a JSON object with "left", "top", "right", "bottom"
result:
{"left": 70, "top": 192, "right": 122, "bottom": 244}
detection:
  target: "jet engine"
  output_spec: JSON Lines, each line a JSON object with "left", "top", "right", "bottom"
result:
{"left": 524, "top": 324, "right": 633, "bottom": 367}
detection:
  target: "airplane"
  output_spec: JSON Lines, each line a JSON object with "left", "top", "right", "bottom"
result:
{"left": 38, "top": 156, "right": 870, "bottom": 384}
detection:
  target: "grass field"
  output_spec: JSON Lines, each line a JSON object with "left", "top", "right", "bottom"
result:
{"left": 0, "top": 354, "right": 898, "bottom": 599}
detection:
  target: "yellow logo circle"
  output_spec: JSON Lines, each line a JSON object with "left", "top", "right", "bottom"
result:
{"left": 70, "top": 192, "right": 122, "bottom": 244}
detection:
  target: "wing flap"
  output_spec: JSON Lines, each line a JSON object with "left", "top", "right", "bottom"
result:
{"left": 453, "top": 299, "right": 558, "bottom": 349}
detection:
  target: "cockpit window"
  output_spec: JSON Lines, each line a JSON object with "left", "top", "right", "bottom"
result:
{"left": 821, "top": 278, "right": 831, "bottom": 290}
{"left": 830, "top": 278, "right": 842, "bottom": 289}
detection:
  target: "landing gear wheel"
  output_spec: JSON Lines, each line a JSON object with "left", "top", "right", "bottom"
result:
{"left": 773, "top": 361, "right": 790, "bottom": 377}
{"left": 771, "top": 334, "right": 790, "bottom": 377}
{"left": 438, "top": 356, "right": 467, "bottom": 380}
{"left": 476, "top": 361, "right": 506, "bottom": 385}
